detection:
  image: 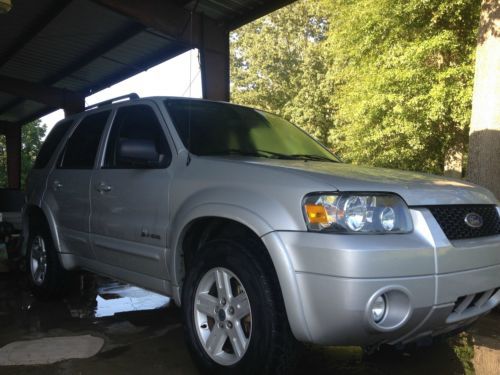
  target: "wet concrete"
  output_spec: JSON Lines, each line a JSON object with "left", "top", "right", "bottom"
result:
{"left": 0, "top": 268, "right": 498, "bottom": 374}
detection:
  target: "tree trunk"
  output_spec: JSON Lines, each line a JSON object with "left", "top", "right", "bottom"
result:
{"left": 467, "top": 0, "right": 500, "bottom": 200}
{"left": 473, "top": 335, "right": 500, "bottom": 375}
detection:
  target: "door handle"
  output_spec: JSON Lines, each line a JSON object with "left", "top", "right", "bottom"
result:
{"left": 96, "top": 182, "right": 112, "bottom": 193}
{"left": 52, "top": 180, "right": 63, "bottom": 191}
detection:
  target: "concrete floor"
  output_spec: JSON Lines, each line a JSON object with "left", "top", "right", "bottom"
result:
{"left": 0, "top": 268, "right": 499, "bottom": 374}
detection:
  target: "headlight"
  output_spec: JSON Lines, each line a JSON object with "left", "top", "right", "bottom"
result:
{"left": 303, "top": 193, "right": 413, "bottom": 234}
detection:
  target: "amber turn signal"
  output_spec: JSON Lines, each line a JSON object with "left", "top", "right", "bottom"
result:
{"left": 304, "top": 204, "right": 329, "bottom": 224}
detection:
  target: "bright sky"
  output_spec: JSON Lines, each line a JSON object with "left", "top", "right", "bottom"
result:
{"left": 40, "top": 49, "right": 202, "bottom": 133}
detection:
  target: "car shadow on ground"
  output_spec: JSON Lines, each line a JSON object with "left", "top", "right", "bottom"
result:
{"left": 295, "top": 340, "right": 469, "bottom": 375}
{"left": 1, "top": 270, "right": 495, "bottom": 374}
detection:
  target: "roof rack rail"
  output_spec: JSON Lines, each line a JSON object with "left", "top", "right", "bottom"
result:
{"left": 85, "top": 93, "right": 139, "bottom": 110}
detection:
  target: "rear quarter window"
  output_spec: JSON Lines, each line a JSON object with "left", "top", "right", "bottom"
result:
{"left": 58, "top": 111, "right": 110, "bottom": 169}
{"left": 33, "top": 119, "right": 74, "bottom": 169}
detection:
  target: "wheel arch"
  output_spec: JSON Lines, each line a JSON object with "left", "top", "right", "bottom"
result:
{"left": 170, "top": 207, "right": 312, "bottom": 342}
{"left": 22, "top": 204, "right": 60, "bottom": 257}
{"left": 169, "top": 204, "right": 275, "bottom": 300}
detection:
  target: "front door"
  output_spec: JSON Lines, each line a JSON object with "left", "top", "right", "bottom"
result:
{"left": 90, "top": 103, "right": 173, "bottom": 279}
{"left": 46, "top": 110, "right": 110, "bottom": 259}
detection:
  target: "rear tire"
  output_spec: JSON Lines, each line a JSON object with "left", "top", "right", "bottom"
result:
{"left": 182, "top": 237, "right": 297, "bottom": 374}
{"left": 26, "top": 223, "right": 73, "bottom": 299}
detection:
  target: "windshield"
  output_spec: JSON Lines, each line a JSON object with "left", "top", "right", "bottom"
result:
{"left": 164, "top": 99, "right": 339, "bottom": 162}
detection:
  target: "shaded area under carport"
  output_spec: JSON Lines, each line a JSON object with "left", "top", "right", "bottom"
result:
{"left": 0, "top": 0, "right": 297, "bottom": 189}
{"left": 0, "top": 270, "right": 498, "bottom": 374}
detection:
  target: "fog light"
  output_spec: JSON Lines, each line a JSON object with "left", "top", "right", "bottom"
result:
{"left": 366, "top": 287, "right": 411, "bottom": 332}
{"left": 372, "top": 295, "right": 386, "bottom": 323}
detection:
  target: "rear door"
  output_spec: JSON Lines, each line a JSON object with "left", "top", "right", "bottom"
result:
{"left": 45, "top": 110, "right": 110, "bottom": 259}
{"left": 27, "top": 118, "right": 75, "bottom": 206}
{"left": 90, "top": 103, "right": 173, "bottom": 278}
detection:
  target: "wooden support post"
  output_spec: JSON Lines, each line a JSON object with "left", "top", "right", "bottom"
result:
{"left": 5, "top": 124, "right": 21, "bottom": 189}
{"left": 200, "top": 16, "right": 230, "bottom": 102}
{"left": 94, "top": 0, "right": 230, "bottom": 101}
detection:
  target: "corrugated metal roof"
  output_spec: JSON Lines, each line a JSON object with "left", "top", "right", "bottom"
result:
{"left": 0, "top": 0, "right": 295, "bottom": 125}
{"left": 1, "top": 0, "right": 132, "bottom": 83}
{"left": 0, "top": 0, "right": 55, "bottom": 57}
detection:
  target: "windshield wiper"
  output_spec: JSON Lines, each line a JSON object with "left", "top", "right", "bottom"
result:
{"left": 203, "top": 149, "right": 338, "bottom": 162}
{"left": 203, "top": 149, "right": 288, "bottom": 159}
{"left": 289, "top": 154, "right": 339, "bottom": 163}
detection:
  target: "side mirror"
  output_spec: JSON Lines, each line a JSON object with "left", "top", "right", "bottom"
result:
{"left": 118, "top": 139, "right": 160, "bottom": 167}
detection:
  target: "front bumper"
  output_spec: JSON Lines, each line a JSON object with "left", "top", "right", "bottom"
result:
{"left": 261, "top": 208, "right": 500, "bottom": 346}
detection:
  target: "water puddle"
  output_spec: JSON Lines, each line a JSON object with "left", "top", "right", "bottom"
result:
{"left": 94, "top": 282, "right": 170, "bottom": 318}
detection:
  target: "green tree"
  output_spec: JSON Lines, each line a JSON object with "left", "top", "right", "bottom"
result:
{"left": 231, "top": 0, "right": 482, "bottom": 174}
{"left": 325, "top": 0, "right": 481, "bottom": 174}
{"left": 22, "top": 120, "right": 46, "bottom": 187}
{"left": 0, "top": 120, "right": 46, "bottom": 188}
{"left": 231, "top": 0, "right": 334, "bottom": 144}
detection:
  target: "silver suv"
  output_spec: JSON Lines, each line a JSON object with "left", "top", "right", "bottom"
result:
{"left": 24, "top": 95, "right": 500, "bottom": 373}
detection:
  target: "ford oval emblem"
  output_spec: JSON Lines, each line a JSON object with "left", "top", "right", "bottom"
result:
{"left": 464, "top": 212, "right": 483, "bottom": 228}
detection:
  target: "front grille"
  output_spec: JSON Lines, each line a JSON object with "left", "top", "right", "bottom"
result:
{"left": 452, "top": 288, "right": 499, "bottom": 314}
{"left": 447, "top": 288, "right": 500, "bottom": 324}
{"left": 427, "top": 205, "right": 500, "bottom": 240}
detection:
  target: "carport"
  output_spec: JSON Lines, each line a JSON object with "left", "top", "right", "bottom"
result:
{"left": 0, "top": 1, "right": 498, "bottom": 193}
{"left": 0, "top": 1, "right": 499, "bottom": 373}
{"left": 0, "top": 0, "right": 295, "bottom": 189}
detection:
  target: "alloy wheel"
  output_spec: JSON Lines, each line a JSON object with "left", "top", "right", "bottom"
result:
{"left": 30, "top": 235, "right": 48, "bottom": 286}
{"left": 193, "top": 267, "right": 252, "bottom": 366}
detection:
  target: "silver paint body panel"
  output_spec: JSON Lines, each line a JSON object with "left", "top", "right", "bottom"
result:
{"left": 24, "top": 97, "right": 500, "bottom": 346}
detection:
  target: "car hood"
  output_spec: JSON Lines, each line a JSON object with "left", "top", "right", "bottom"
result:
{"left": 241, "top": 159, "right": 498, "bottom": 206}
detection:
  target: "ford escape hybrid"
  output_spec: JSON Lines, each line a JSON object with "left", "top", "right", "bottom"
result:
{"left": 23, "top": 95, "right": 500, "bottom": 374}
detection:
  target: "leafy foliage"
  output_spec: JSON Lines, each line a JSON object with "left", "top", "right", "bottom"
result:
{"left": 230, "top": 0, "right": 482, "bottom": 174}
{"left": 231, "top": 0, "right": 333, "bottom": 144}
{"left": 0, "top": 120, "right": 46, "bottom": 188}
{"left": 326, "top": 0, "right": 480, "bottom": 173}
{"left": 450, "top": 332, "right": 475, "bottom": 375}
{"left": 22, "top": 120, "right": 46, "bottom": 187}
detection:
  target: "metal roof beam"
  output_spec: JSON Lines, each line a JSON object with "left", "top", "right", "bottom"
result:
{"left": 87, "top": 44, "right": 191, "bottom": 97}
{"left": 0, "top": 121, "right": 15, "bottom": 134}
{"left": 93, "top": 0, "right": 227, "bottom": 54}
{"left": 13, "top": 42, "right": 191, "bottom": 126}
{"left": 43, "top": 24, "right": 145, "bottom": 90}
{"left": 0, "top": 0, "right": 74, "bottom": 68}
{"left": 0, "top": 75, "right": 84, "bottom": 115}
{"left": 0, "top": 24, "right": 144, "bottom": 118}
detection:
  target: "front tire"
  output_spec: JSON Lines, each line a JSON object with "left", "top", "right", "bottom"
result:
{"left": 182, "top": 238, "right": 297, "bottom": 374}
{"left": 27, "top": 224, "right": 73, "bottom": 299}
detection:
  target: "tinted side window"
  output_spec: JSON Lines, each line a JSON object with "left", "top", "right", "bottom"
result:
{"left": 59, "top": 111, "right": 110, "bottom": 169}
{"left": 104, "top": 105, "right": 171, "bottom": 169}
{"left": 33, "top": 119, "right": 74, "bottom": 169}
